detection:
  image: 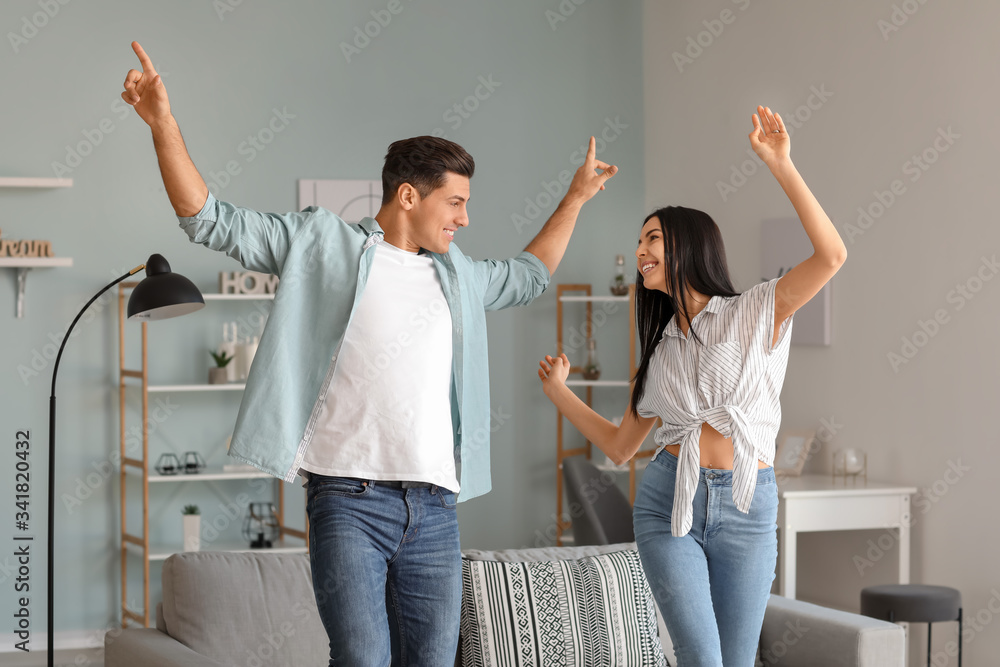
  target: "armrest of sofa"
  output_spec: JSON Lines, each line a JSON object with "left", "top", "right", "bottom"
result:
{"left": 760, "top": 595, "right": 904, "bottom": 667}
{"left": 105, "top": 628, "right": 228, "bottom": 667}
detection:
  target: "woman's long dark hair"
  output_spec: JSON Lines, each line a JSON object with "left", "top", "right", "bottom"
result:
{"left": 628, "top": 206, "right": 739, "bottom": 417}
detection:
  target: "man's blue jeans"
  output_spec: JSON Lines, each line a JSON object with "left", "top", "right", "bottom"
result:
{"left": 306, "top": 474, "right": 462, "bottom": 666}
{"left": 633, "top": 449, "right": 778, "bottom": 667}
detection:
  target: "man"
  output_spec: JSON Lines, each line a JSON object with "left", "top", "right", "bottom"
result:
{"left": 122, "top": 40, "right": 617, "bottom": 665}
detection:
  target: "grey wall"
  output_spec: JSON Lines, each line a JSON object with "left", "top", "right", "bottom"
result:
{"left": 0, "top": 0, "right": 644, "bottom": 640}
{"left": 644, "top": 0, "right": 999, "bottom": 664}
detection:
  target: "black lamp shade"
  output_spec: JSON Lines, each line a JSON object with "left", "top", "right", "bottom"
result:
{"left": 127, "top": 253, "right": 205, "bottom": 320}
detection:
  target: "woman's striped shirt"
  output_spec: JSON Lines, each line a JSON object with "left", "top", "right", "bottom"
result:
{"left": 636, "top": 277, "right": 794, "bottom": 537}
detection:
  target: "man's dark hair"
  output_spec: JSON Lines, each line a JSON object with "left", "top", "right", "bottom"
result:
{"left": 381, "top": 136, "right": 475, "bottom": 205}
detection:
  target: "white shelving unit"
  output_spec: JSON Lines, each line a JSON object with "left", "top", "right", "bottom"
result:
{"left": 116, "top": 284, "right": 306, "bottom": 629}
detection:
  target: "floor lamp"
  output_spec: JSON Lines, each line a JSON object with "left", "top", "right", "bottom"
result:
{"left": 47, "top": 253, "right": 204, "bottom": 666}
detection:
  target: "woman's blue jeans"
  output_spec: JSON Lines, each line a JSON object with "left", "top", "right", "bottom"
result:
{"left": 633, "top": 449, "right": 778, "bottom": 667}
{"left": 306, "top": 474, "right": 462, "bottom": 666}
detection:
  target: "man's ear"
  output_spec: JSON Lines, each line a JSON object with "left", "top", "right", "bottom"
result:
{"left": 398, "top": 183, "right": 417, "bottom": 211}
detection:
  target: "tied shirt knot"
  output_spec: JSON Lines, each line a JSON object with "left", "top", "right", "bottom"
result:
{"left": 670, "top": 404, "right": 757, "bottom": 537}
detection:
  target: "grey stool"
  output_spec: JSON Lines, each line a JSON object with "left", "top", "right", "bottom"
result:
{"left": 860, "top": 584, "right": 962, "bottom": 667}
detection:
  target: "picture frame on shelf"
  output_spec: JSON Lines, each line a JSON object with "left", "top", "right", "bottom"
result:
{"left": 774, "top": 430, "right": 815, "bottom": 476}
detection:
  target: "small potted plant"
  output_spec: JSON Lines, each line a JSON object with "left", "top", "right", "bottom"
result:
{"left": 209, "top": 349, "right": 233, "bottom": 384}
{"left": 182, "top": 504, "right": 200, "bottom": 552}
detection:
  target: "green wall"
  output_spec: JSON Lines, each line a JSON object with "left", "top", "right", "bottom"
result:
{"left": 0, "top": 0, "right": 644, "bottom": 637}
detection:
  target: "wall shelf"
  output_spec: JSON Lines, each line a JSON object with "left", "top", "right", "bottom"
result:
{"left": 202, "top": 293, "right": 275, "bottom": 301}
{"left": 565, "top": 380, "right": 630, "bottom": 387}
{"left": 595, "top": 458, "right": 651, "bottom": 474}
{"left": 120, "top": 382, "right": 248, "bottom": 392}
{"left": 0, "top": 177, "right": 73, "bottom": 188}
{"left": 558, "top": 294, "right": 631, "bottom": 303}
{"left": 0, "top": 257, "right": 74, "bottom": 318}
{"left": 126, "top": 466, "right": 274, "bottom": 482}
{"left": 0, "top": 257, "right": 74, "bottom": 267}
{"left": 125, "top": 538, "right": 307, "bottom": 562}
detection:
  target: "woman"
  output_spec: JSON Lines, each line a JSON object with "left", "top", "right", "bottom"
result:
{"left": 537, "top": 105, "right": 847, "bottom": 665}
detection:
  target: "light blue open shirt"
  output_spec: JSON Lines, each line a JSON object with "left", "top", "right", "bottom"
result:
{"left": 177, "top": 192, "right": 550, "bottom": 502}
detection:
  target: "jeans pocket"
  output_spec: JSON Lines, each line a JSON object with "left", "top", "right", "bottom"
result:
{"left": 310, "top": 476, "right": 371, "bottom": 499}
{"left": 435, "top": 488, "right": 457, "bottom": 509}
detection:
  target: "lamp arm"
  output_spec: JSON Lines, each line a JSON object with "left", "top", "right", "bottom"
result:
{"left": 47, "top": 262, "right": 143, "bottom": 665}
{"left": 49, "top": 265, "right": 144, "bottom": 398}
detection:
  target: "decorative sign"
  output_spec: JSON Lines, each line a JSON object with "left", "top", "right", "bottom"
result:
{"left": 761, "top": 218, "right": 832, "bottom": 346}
{"left": 0, "top": 229, "right": 53, "bottom": 258}
{"left": 298, "top": 179, "right": 382, "bottom": 223}
{"left": 219, "top": 270, "right": 279, "bottom": 294}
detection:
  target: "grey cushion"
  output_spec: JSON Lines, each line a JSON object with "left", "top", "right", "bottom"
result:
{"left": 105, "top": 627, "right": 227, "bottom": 667}
{"left": 161, "top": 551, "right": 328, "bottom": 667}
{"left": 860, "top": 584, "right": 962, "bottom": 623}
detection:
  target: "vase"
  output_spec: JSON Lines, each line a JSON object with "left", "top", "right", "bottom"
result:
{"left": 609, "top": 254, "right": 629, "bottom": 296}
{"left": 582, "top": 338, "right": 601, "bottom": 380}
{"left": 842, "top": 448, "right": 864, "bottom": 475}
{"left": 182, "top": 515, "right": 200, "bottom": 552}
{"left": 208, "top": 367, "right": 228, "bottom": 384}
{"left": 235, "top": 336, "right": 259, "bottom": 380}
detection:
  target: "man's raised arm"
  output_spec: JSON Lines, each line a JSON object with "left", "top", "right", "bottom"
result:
{"left": 523, "top": 136, "right": 618, "bottom": 275}
{"left": 122, "top": 41, "right": 208, "bottom": 217}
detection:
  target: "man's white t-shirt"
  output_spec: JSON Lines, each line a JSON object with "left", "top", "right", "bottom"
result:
{"left": 298, "top": 239, "right": 459, "bottom": 492}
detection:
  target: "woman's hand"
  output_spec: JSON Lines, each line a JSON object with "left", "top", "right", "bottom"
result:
{"left": 537, "top": 353, "right": 571, "bottom": 395}
{"left": 749, "top": 104, "right": 790, "bottom": 169}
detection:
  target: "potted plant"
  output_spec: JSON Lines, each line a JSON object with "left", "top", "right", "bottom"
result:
{"left": 182, "top": 504, "right": 200, "bottom": 552}
{"left": 209, "top": 349, "right": 233, "bottom": 384}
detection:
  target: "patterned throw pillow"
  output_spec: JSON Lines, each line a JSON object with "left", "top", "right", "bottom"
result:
{"left": 460, "top": 549, "right": 667, "bottom": 666}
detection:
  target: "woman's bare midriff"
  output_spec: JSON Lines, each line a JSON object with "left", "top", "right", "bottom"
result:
{"left": 663, "top": 421, "right": 769, "bottom": 469}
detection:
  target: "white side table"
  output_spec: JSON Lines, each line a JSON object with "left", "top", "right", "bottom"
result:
{"left": 776, "top": 475, "right": 918, "bottom": 599}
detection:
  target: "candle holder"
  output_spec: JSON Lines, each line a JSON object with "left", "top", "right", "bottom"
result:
{"left": 241, "top": 502, "right": 280, "bottom": 548}
{"left": 832, "top": 448, "right": 867, "bottom": 484}
{"left": 182, "top": 451, "right": 206, "bottom": 474}
{"left": 154, "top": 453, "right": 180, "bottom": 476}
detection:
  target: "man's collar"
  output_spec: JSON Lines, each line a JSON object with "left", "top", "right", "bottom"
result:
{"left": 359, "top": 217, "right": 439, "bottom": 258}
{"left": 358, "top": 216, "right": 384, "bottom": 236}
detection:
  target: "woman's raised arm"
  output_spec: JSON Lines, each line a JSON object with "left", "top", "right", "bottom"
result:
{"left": 750, "top": 105, "right": 847, "bottom": 340}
